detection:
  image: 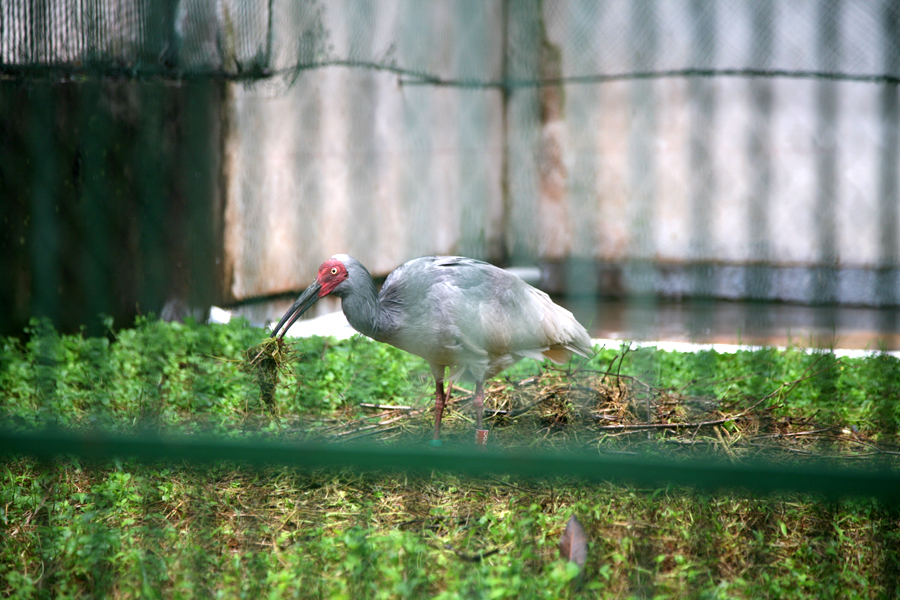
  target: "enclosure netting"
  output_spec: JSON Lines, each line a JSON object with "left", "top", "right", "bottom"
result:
{"left": 3, "top": 2, "right": 900, "bottom": 596}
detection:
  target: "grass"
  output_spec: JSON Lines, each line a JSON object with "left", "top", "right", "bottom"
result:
{"left": 1, "top": 316, "right": 900, "bottom": 598}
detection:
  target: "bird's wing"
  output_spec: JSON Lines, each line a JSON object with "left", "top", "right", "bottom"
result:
{"left": 376, "top": 256, "right": 592, "bottom": 379}
{"left": 375, "top": 257, "right": 485, "bottom": 363}
{"left": 478, "top": 279, "right": 593, "bottom": 360}
{"left": 433, "top": 259, "right": 592, "bottom": 367}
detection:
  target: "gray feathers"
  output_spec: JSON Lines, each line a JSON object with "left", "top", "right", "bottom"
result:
{"left": 335, "top": 255, "right": 593, "bottom": 383}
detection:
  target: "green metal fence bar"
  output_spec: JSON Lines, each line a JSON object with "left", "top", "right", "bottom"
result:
{"left": 2, "top": 427, "right": 898, "bottom": 502}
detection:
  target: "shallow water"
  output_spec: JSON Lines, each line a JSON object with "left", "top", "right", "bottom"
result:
{"left": 565, "top": 297, "right": 900, "bottom": 350}
{"left": 230, "top": 295, "right": 900, "bottom": 351}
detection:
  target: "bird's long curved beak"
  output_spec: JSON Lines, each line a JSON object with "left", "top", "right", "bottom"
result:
{"left": 270, "top": 281, "right": 322, "bottom": 339}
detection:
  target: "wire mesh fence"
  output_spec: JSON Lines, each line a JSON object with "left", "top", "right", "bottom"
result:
{"left": 3, "top": 0, "right": 900, "bottom": 596}
{"left": 4, "top": 0, "right": 900, "bottom": 329}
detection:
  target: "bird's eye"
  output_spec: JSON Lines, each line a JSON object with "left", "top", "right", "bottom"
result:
{"left": 330, "top": 267, "right": 338, "bottom": 275}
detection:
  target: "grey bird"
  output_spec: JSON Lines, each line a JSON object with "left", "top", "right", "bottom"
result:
{"left": 271, "top": 254, "right": 593, "bottom": 444}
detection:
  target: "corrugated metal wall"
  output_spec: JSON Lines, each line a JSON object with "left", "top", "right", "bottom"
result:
{"left": 221, "top": 2, "right": 508, "bottom": 301}
{"left": 220, "top": 0, "right": 900, "bottom": 307}
{"left": 2, "top": 0, "right": 899, "bottom": 335}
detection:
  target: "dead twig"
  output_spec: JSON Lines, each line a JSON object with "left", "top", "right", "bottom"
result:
{"left": 359, "top": 403, "right": 413, "bottom": 411}
{"left": 593, "top": 414, "right": 746, "bottom": 432}
{"left": 444, "top": 545, "right": 500, "bottom": 562}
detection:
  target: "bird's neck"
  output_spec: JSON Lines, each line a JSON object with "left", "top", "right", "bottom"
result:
{"left": 339, "top": 277, "right": 382, "bottom": 340}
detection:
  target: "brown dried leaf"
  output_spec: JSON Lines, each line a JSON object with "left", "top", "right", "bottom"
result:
{"left": 558, "top": 514, "right": 587, "bottom": 569}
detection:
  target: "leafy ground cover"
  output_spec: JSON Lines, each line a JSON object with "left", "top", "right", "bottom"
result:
{"left": 1, "top": 317, "right": 899, "bottom": 598}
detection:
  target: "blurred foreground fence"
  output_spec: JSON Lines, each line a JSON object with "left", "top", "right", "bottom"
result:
{"left": 2, "top": 427, "right": 899, "bottom": 502}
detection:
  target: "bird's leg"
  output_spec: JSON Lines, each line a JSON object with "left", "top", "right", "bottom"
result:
{"left": 473, "top": 380, "right": 489, "bottom": 446}
{"left": 474, "top": 380, "right": 485, "bottom": 430}
{"left": 433, "top": 379, "right": 447, "bottom": 440}
{"left": 431, "top": 365, "right": 449, "bottom": 441}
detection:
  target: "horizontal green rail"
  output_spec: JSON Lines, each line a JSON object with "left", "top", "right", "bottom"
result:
{"left": 1, "top": 427, "right": 898, "bottom": 501}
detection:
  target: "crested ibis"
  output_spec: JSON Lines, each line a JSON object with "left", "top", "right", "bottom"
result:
{"left": 271, "top": 255, "right": 593, "bottom": 444}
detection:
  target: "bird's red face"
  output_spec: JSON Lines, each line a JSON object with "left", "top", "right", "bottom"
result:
{"left": 316, "top": 258, "right": 349, "bottom": 296}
